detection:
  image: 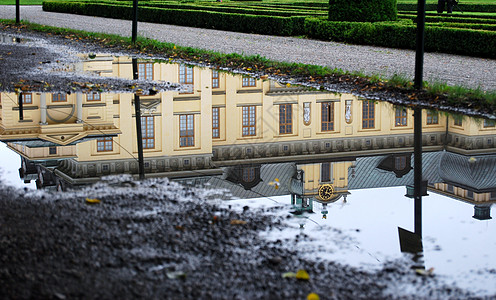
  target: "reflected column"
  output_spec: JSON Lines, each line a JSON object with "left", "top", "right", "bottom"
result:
{"left": 40, "top": 93, "right": 47, "bottom": 125}
{"left": 76, "top": 93, "right": 83, "bottom": 123}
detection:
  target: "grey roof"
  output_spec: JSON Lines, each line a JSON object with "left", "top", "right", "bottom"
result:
{"left": 205, "top": 163, "right": 297, "bottom": 200}
{"left": 439, "top": 152, "right": 496, "bottom": 192}
{"left": 348, "top": 152, "right": 443, "bottom": 190}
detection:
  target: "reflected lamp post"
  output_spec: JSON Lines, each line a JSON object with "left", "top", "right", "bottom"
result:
{"left": 132, "top": 58, "right": 145, "bottom": 180}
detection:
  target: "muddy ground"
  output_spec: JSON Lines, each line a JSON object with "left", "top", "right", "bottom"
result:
{"left": 0, "top": 25, "right": 489, "bottom": 299}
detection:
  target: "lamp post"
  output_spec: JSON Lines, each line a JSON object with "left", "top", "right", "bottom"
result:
{"left": 414, "top": 0, "right": 427, "bottom": 89}
{"left": 132, "top": 0, "right": 138, "bottom": 43}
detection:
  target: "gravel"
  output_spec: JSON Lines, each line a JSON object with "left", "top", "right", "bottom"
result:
{"left": 0, "top": 176, "right": 478, "bottom": 299}
{"left": 0, "top": 6, "right": 495, "bottom": 91}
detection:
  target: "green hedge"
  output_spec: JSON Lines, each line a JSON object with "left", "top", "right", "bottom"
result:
{"left": 305, "top": 18, "right": 496, "bottom": 58}
{"left": 42, "top": 1, "right": 306, "bottom": 36}
{"left": 142, "top": 2, "right": 325, "bottom": 17}
{"left": 399, "top": 14, "right": 496, "bottom": 25}
{"left": 398, "top": 3, "right": 496, "bottom": 12}
{"left": 329, "top": 0, "right": 397, "bottom": 22}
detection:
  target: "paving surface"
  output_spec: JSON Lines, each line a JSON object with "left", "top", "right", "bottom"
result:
{"left": 0, "top": 5, "right": 495, "bottom": 91}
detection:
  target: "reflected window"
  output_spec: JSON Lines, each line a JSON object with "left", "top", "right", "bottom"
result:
{"left": 179, "top": 65, "right": 193, "bottom": 84}
{"left": 395, "top": 156, "right": 407, "bottom": 170}
{"left": 212, "top": 70, "right": 220, "bottom": 88}
{"left": 242, "top": 167, "right": 255, "bottom": 183}
{"left": 279, "top": 104, "right": 292, "bottom": 134}
{"left": 321, "top": 162, "right": 332, "bottom": 182}
{"left": 362, "top": 100, "right": 375, "bottom": 129}
{"left": 212, "top": 107, "right": 220, "bottom": 139}
{"left": 242, "top": 106, "right": 256, "bottom": 136}
{"left": 321, "top": 102, "right": 334, "bottom": 132}
{"left": 454, "top": 117, "right": 463, "bottom": 126}
{"left": 484, "top": 119, "right": 495, "bottom": 128}
{"left": 97, "top": 137, "right": 113, "bottom": 152}
{"left": 426, "top": 111, "right": 439, "bottom": 124}
{"left": 49, "top": 146, "right": 57, "bottom": 155}
{"left": 180, "top": 114, "right": 194, "bottom": 147}
{"left": 138, "top": 63, "right": 153, "bottom": 80}
{"left": 141, "top": 116, "right": 154, "bottom": 149}
{"left": 395, "top": 107, "right": 407, "bottom": 126}
{"left": 242, "top": 77, "right": 256, "bottom": 87}
{"left": 87, "top": 92, "right": 101, "bottom": 101}
{"left": 52, "top": 94, "right": 67, "bottom": 102}
{"left": 21, "top": 93, "right": 32, "bottom": 104}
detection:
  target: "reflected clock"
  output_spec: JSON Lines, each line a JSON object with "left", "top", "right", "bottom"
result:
{"left": 318, "top": 184, "right": 334, "bottom": 201}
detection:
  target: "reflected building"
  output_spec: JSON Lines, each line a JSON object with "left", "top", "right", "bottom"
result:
{"left": 0, "top": 57, "right": 495, "bottom": 215}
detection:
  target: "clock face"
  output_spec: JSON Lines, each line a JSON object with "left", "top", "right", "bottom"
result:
{"left": 318, "top": 184, "right": 334, "bottom": 201}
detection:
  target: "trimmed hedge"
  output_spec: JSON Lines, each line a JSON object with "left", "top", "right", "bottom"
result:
{"left": 399, "top": 14, "right": 496, "bottom": 25}
{"left": 329, "top": 0, "right": 397, "bottom": 22}
{"left": 42, "top": 1, "right": 307, "bottom": 36}
{"left": 305, "top": 18, "right": 496, "bottom": 58}
{"left": 397, "top": 3, "right": 496, "bottom": 13}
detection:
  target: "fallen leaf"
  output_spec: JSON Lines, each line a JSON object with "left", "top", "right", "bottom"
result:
{"left": 230, "top": 219, "right": 247, "bottom": 225}
{"left": 167, "top": 271, "right": 186, "bottom": 279}
{"left": 85, "top": 198, "right": 101, "bottom": 204}
{"left": 295, "top": 269, "right": 310, "bottom": 280}
{"left": 282, "top": 272, "right": 296, "bottom": 278}
{"left": 307, "top": 293, "right": 320, "bottom": 300}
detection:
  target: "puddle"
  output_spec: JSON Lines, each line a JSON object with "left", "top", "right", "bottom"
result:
{"left": 1, "top": 46, "right": 496, "bottom": 296}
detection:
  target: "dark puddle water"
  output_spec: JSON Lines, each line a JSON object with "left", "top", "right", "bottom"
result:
{"left": 1, "top": 43, "right": 495, "bottom": 295}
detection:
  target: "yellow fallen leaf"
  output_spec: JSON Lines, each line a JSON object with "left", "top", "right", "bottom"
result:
{"left": 230, "top": 219, "right": 247, "bottom": 225}
{"left": 85, "top": 198, "right": 101, "bottom": 204}
{"left": 307, "top": 293, "right": 320, "bottom": 300}
{"left": 295, "top": 269, "right": 310, "bottom": 280}
{"left": 282, "top": 272, "right": 296, "bottom": 278}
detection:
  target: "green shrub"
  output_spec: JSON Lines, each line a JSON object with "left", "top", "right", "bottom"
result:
{"left": 328, "top": 0, "right": 397, "bottom": 22}
{"left": 305, "top": 18, "right": 495, "bottom": 57}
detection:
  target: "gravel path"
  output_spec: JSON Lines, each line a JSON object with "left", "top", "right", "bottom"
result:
{"left": 1, "top": 5, "right": 495, "bottom": 91}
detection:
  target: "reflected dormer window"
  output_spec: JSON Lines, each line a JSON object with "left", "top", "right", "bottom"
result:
{"left": 242, "top": 167, "right": 255, "bottom": 183}
{"left": 321, "top": 162, "right": 332, "bottom": 183}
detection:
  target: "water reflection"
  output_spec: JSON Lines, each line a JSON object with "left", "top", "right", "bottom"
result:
{"left": 1, "top": 55, "right": 496, "bottom": 294}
